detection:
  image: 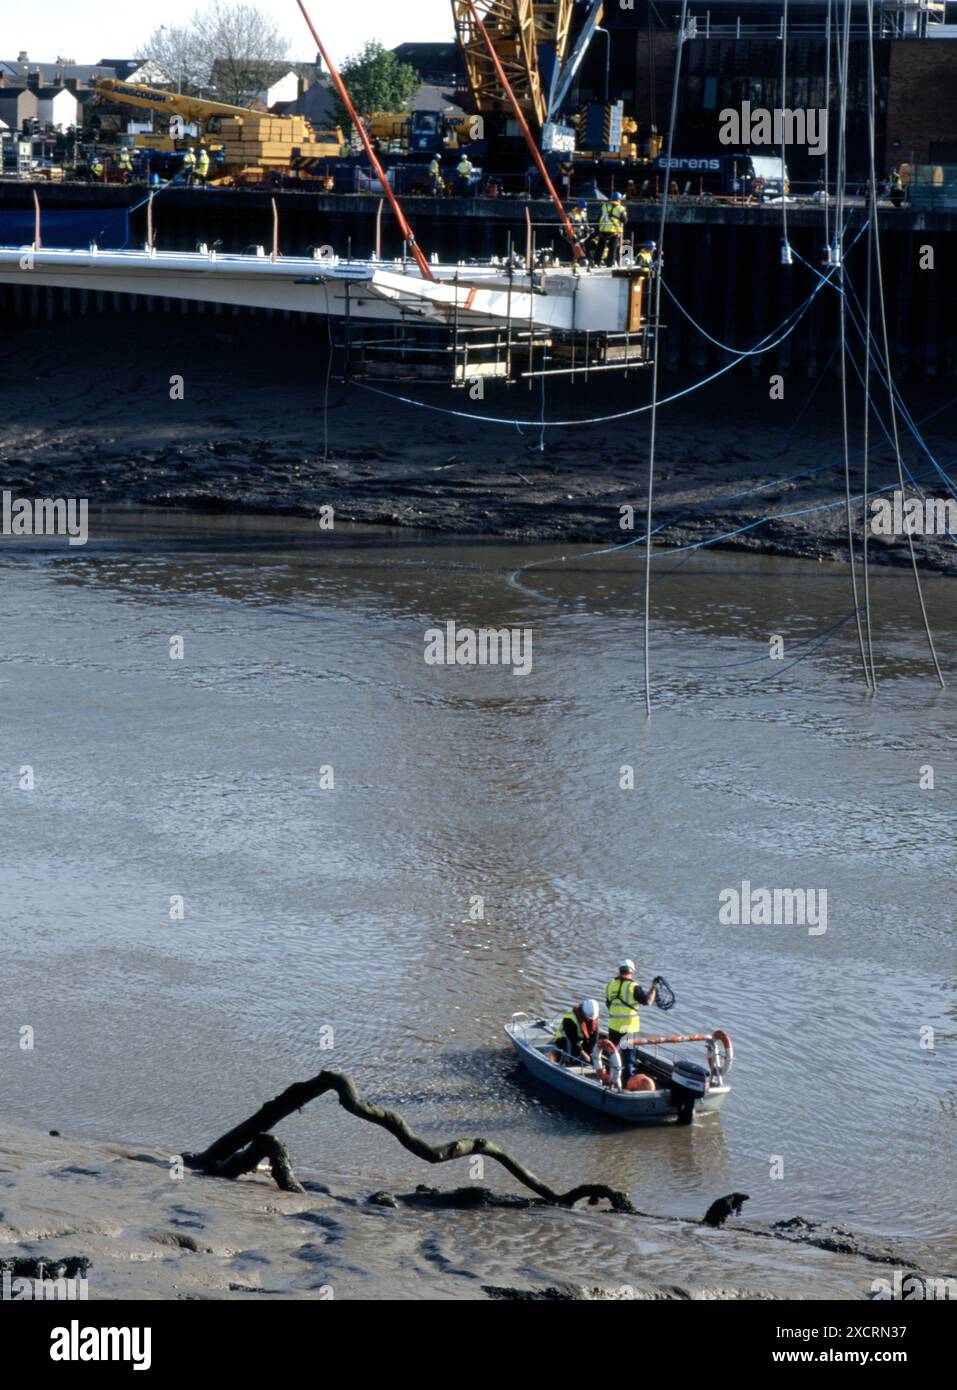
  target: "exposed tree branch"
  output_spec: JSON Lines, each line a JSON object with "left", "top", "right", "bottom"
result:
{"left": 185, "top": 1070, "right": 634, "bottom": 1212}
{"left": 202, "top": 1132, "right": 304, "bottom": 1193}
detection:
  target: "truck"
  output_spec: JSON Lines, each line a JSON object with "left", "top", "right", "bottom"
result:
{"left": 655, "top": 153, "right": 790, "bottom": 199}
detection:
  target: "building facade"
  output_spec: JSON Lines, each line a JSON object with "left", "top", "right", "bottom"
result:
{"left": 570, "top": 2, "right": 957, "bottom": 178}
{"left": 34, "top": 86, "right": 80, "bottom": 131}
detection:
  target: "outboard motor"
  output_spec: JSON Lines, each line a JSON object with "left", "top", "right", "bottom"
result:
{"left": 670, "top": 1057, "right": 709, "bottom": 1125}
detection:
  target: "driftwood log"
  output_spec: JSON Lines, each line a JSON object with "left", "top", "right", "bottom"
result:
{"left": 184, "top": 1070, "right": 634, "bottom": 1212}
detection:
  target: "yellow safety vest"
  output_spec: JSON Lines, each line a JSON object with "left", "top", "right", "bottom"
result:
{"left": 430, "top": 159, "right": 440, "bottom": 175}
{"left": 599, "top": 202, "right": 625, "bottom": 234}
{"left": 197, "top": 151, "right": 210, "bottom": 173}
{"left": 457, "top": 159, "right": 472, "bottom": 176}
{"left": 552, "top": 1010, "right": 595, "bottom": 1051}
{"left": 606, "top": 977, "right": 640, "bottom": 1035}
{"left": 118, "top": 151, "right": 131, "bottom": 167}
{"left": 183, "top": 151, "right": 196, "bottom": 167}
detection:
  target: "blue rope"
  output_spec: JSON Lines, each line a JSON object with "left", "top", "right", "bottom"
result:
{"left": 841, "top": 269, "right": 957, "bottom": 503}
{"left": 752, "top": 609, "right": 865, "bottom": 682}
{"left": 350, "top": 222, "right": 868, "bottom": 431}
{"left": 508, "top": 453, "right": 956, "bottom": 605}
{"left": 676, "top": 609, "right": 864, "bottom": 671}
{"left": 799, "top": 254, "right": 957, "bottom": 549}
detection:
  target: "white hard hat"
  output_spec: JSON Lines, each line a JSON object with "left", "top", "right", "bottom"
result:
{"left": 619, "top": 959, "right": 636, "bottom": 974}
{"left": 580, "top": 999, "right": 600, "bottom": 1020}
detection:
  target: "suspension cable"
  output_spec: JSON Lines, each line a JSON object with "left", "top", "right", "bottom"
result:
{"left": 643, "top": 0, "right": 689, "bottom": 717}
{"left": 824, "top": 0, "right": 833, "bottom": 245}
{"left": 836, "top": 0, "right": 872, "bottom": 686}
{"left": 295, "top": 0, "right": 434, "bottom": 281}
{"left": 781, "top": 0, "right": 789, "bottom": 249}
{"left": 865, "top": 0, "right": 945, "bottom": 686}
{"left": 861, "top": 7, "right": 877, "bottom": 684}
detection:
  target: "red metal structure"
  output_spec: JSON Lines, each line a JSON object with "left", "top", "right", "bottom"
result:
{"left": 295, "top": 0, "right": 435, "bottom": 281}
{"left": 461, "top": 0, "right": 586, "bottom": 261}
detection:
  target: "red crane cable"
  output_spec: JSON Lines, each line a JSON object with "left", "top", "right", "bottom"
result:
{"left": 295, "top": 0, "right": 435, "bottom": 281}
{"left": 462, "top": 0, "right": 586, "bottom": 262}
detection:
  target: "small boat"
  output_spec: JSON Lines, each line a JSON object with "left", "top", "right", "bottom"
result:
{"left": 506, "top": 1012, "right": 733, "bottom": 1124}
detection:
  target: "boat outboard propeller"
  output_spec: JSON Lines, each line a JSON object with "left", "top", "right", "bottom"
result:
{"left": 652, "top": 975, "right": 676, "bottom": 1011}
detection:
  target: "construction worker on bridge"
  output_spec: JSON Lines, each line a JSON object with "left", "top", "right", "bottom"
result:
{"left": 182, "top": 146, "right": 197, "bottom": 187}
{"left": 196, "top": 146, "right": 210, "bottom": 186}
{"left": 89, "top": 155, "right": 104, "bottom": 182}
{"left": 456, "top": 152, "right": 476, "bottom": 196}
{"left": 569, "top": 197, "right": 591, "bottom": 256}
{"left": 429, "top": 154, "right": 443, "bottom": 196}
{"left": 116, "top": 147, "right": 132, "bottom": 184}
{"left": 889, "top": 166, "right": 904, "bottom": 207}
{"left": 636, "top": 239, "right": 657, "bottom": 275}
{"left": 570, "top": 197, "right": 589, "bottom": 234}
{"left": 595, "top": 191, "right": 627, "bottom": 266}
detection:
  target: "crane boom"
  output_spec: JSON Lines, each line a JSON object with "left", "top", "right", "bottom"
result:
{"left": 453, "top": 0, "right": 574, "bottom": 129}
{"left": 94, "top": 75, "right": 343, "bottom": 175}
{"left": 460, "top": 0, "right": 585, "bottom": 261}
{"left": 93, "top": 78, "right": 264, "bottom": 125}
{"left": 546, "top": 0, "right": 604, "bottom": 121}
{"left": 453, "top": 0, "right": 544, "bottom": 127}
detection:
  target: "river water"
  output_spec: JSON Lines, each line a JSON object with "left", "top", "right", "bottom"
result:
{"left": 2, "top": 508, "right": 955, "bottom": 1268}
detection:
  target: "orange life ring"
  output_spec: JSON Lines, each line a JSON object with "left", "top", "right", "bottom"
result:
{"left": 711, "top": 1029, "right": 733, "bottom": 1079}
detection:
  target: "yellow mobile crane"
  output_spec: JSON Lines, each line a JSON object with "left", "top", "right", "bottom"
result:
{"left": 93, "top": 78, "right": 343, "bottom": 182}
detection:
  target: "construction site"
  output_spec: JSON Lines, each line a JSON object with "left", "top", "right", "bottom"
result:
{"left": 1, "top": 3, "right": 955, "bottom": 188}
{"left": 0, "top": 1, "right": 955, "bottom": 383}
{"left": 2, "top": 5, "right": 957, "bottom": 1336}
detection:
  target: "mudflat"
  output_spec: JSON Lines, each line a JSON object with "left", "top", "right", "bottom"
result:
{"left": 3, "top": 315, "right": 955, "bottom": 571}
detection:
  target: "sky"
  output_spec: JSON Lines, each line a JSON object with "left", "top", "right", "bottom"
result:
{"left": 7, "top": 0, "right": 454, "bottom": 66}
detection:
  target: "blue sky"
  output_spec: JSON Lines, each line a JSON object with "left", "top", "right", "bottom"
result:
{"left": 8, "top": 0, "right": 454, "bottom": 65}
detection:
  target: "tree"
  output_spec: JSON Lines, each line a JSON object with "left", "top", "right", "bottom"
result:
{"left": 192, "top": 1, "right": 290, "bottom": 107}
{"left": 334, "top": 41, "right": 419, "bottom": 124}
{"left": 138, "top": 3, "right": 290, "bottom": 104}
{"left": 138, "top": 23, "right": 207, "bottom": 95}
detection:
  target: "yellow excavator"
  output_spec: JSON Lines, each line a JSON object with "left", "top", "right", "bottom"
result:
{"left": 93, "top": 78, "right": 344, "bottom": 183}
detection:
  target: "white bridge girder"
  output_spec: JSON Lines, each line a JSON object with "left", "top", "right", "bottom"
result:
{"left": 0, "top": 246, "right": 632, "bottom": 334}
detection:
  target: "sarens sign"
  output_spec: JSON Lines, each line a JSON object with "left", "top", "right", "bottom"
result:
{"left": 655, "top": 156, "right": 721, "bottom": 171}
